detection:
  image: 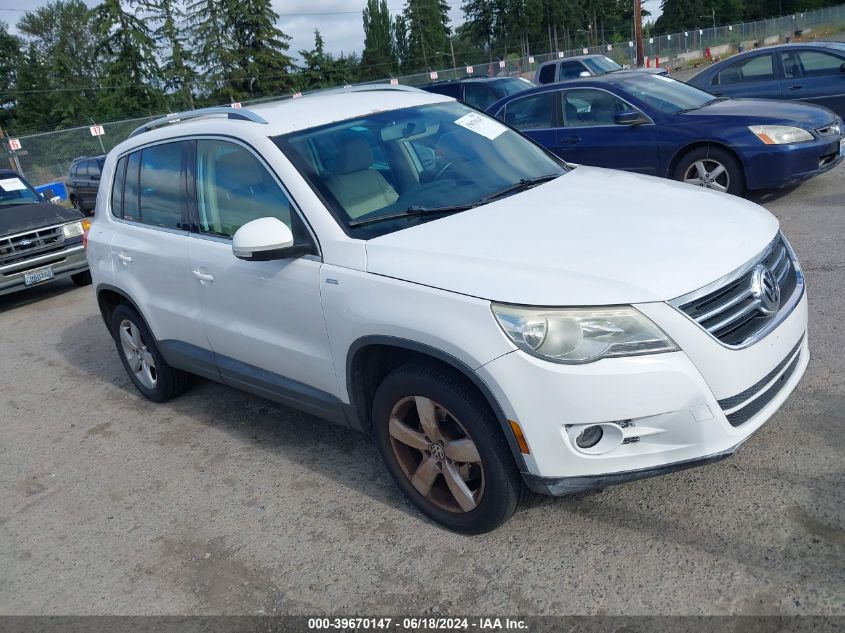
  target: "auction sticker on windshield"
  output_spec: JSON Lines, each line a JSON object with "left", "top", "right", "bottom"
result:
{"left": 454, "top": 112, "right": 507, "bottom": 140}
{"left": 0, "top": 177, "right": 28, "bottom": 192}
{"left": 24, "top": 267, "right": 54, "bottom": 286}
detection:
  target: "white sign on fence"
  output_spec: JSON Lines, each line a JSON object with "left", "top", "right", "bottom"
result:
{"left": 628, "top": 41, "right": 634, "bottom": 47}
{"left": 527, "top": 56, "right": 534, "bottom": 64}
{"left": 292, "top": 92, "right": 302, "bottom": 98}
{"left": 498, "top": 60, "right": 506, "bottom": 68}
{"left": 89, "top": 125, "right": 105, "bottom": 137}
{"left": 466, "top": 65, "right": 474, "bottom": 74}
{"left": 559, "top": 51, "right": 565, "bottom": 58}
{"left": 8, "top": 138, "right": 21, "bottom": 150}
{"left": 429, "top": 71, "right": 438, "bottom": 80}
{"left": 667, "top": 34, "right": 671, "bottom": 40}
{"left": 230, "top": 102, "right": 242, "bottom": 109}
{"left": 699, "top": 29, "right": 704, "bottom": 35}
{"left": 649, "top": 38, "right": 654, "bottom": 44}
{"left": 389, "top": 78, "right": 399, "bottom": 85}
{"left": 685, "top": 31, "right": 689, "bottom": 36}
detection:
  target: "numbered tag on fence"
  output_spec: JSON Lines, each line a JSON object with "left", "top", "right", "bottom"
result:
{"left": 230, "top": 102, "right": 242, "bottom": 109}
{"left": 89, "top": 125, "right": 105, "bottom": 137}
{"left": 8, "top": 138, "right": 21, "bottom": 151}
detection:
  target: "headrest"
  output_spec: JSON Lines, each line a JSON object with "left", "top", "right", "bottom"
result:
{"left": 335, "top": 136, "right": 374, "bottom": 174}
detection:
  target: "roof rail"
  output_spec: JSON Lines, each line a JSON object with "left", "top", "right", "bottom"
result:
{"left": 298, "top": 83, "right": 426, "bottom": 98}
{"left": 129, "top": 106, "right": 268, "bottom": 138}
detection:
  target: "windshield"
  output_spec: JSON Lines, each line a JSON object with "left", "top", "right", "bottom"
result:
{"left": 495, "top": 77, "right": 535, "bottom": 97}
{"left": 621, "top": 74, "right": 718, "bottom": 113}
{"left": 0, "top": 175, "right": 40, "bottom": 207}
{"left": 275, "top": 102, "right": 566, "bottom": 237}
{"left": 583, "top": 56, "right": 622, "bottom": 74}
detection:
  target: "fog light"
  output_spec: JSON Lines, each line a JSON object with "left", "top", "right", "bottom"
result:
{"left": 576, "top": 425, "right": 603, "bottom": 449}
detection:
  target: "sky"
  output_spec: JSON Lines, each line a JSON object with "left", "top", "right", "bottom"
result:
{"left": 3, "top": 0, "right": 664, "bottom": 61}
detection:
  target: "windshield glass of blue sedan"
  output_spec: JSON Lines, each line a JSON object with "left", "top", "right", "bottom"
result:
{"left": 623, "top": 74, "right": 716, "bottom": 113}
{"left": 276, "top": 102, "right": 564, "bottom": 235}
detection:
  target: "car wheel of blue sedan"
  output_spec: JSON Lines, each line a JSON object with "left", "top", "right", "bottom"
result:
{"left": 674, "top": 146, "right": 744, "bottom": 196}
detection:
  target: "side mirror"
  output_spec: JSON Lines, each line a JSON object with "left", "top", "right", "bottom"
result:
{"left": 615, "top": 110, "right": 645, "bottom": 125}
{"left": 579, "top": 71, "right": 591, "bottom": 78}
{"left": 232, "top": 217, "right": 302, "bottom": 261}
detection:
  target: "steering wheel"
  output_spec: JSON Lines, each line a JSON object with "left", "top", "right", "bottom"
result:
{"left": 433, "top": 158, "right": 470, "bottom": 181}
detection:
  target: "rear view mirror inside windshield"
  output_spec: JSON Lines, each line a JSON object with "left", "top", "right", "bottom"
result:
{"left": 380, "top": 119, "right": 438, "bottom": 142}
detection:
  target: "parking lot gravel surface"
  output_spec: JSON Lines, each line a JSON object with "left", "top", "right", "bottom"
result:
{"left": 1, "top": 167, "right": 843, "bottom": 615}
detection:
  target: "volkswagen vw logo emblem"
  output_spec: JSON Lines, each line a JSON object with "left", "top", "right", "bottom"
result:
{"left": 750, "top": 264, "right": 780, "bottom": 316}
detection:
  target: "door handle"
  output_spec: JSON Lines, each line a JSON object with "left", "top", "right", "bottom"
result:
{"left": 192, "top": 269, "right": 214, "bottom": 283}
{"left": 117, "top": 252, "right": 132, "bottom": 264}
{"left": 789, "top": 84, "right": 803, "bottom": 90}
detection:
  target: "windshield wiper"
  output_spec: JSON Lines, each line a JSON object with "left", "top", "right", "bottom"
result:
{"left": 481, "top": 173, "right": 561, "bottom": 203}
{"left": 348, "top": 203, "right": 477, "bottom": 228}
{"left": 676, "top": 97, "right": 728, "bottom": 114}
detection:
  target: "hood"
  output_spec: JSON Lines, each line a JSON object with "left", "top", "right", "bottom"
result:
{"left": 0, "top": 202, "right": 84, "bottom": 237}
{"left": 685, "top": 98, "right": 837, "bottom": 129}
{"left": 365, "top": 167, "right": 778, "bottom": 306}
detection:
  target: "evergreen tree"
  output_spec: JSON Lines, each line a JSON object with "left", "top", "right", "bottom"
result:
{"left": 94, "top": 0, "right": 163, "bottom": 118}
{"left": 361, "top": 0, "right": 396, "bottom": 80}
{"left": 0, "top": 22, "right": 20, "bottom": 129}
{"left": 185, "top": 0, "right": 235, "bottom": 101}
{"left": 403, "top": 0, "right": 451, "bottom": 72}
{"left": 298, "top": 30, "right": 360, "bottom": 90}
{"left": 227, "top": 0, "right": 295, "bottom": 99}
{"left": 147, "top": 0, "right": 195, "bottom": 110}
{"left": 17, "top": 0, "right": 100, "bottom": 128}
{"left": 392, "top": 14, "right": 410, "bottom": 68}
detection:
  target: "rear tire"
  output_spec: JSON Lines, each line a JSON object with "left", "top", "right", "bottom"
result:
{"left": 673, "top": 146, "right": 744, "bottom": 196}
{"left": 372, "top": 363, "right": 524, "bottom": 534}
{"left": 110, "top": 304, "right": 193, "bottom": 402}
{"left": 71, "top": 270, "right": 92, "bottom": 287}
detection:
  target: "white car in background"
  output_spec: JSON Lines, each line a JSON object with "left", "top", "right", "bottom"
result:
{"left": 86, "top": 86, "right": 808, "bottom": 533}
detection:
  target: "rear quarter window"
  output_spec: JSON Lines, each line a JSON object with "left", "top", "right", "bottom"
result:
{"left": 538, "top": 64, "right": 556, "bottom": 84}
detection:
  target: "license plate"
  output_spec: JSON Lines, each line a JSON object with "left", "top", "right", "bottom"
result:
{"left": 24, "top": 267, "right": 54, "bottom": 286}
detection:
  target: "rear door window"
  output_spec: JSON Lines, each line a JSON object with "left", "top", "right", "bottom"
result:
{"left": 716, "top": 53, "right": 775, "bottom": 85}
{"left": 501, "top": 92, "right": 557, "bottom": 130}
{"left": 138, "top": 142, "right": 187, "bottom": 230}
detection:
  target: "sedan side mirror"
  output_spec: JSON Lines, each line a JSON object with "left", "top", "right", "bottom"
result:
{"left": 579, "top": 71, "right": 591, "bottom": 78}
{"left": 232, "top": 217, "right": 304, "bottom": 261}
{"left": 615, "top": 110, "right": 645, "bottom": 125}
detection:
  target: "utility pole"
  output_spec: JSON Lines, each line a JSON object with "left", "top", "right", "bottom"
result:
{"left": 634, "top": 0, "right": 644, "bottom": 67}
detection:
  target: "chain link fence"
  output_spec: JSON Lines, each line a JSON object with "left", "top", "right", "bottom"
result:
{"left": 5, "top": 3, "right": 845, "bottom": 190}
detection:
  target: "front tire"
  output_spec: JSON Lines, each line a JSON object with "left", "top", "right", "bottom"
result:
{"left": 674, "top": 146, "right": 744, "bottom": 196}
{"left": 110, "top": 304, "right": 193, "bottom": 402}
{"left": 372, "top": 363, "right": 524, "bottom": 534}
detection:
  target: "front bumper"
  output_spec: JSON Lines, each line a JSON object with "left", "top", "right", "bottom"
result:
{"left": 477, "top": 292, "right": 809, "bottom": 493}
{"left": 742, "top": 135, "right": 843, "bottom": 190}
{"left": 0, "top": 243, "right": 88, "bottom": 296}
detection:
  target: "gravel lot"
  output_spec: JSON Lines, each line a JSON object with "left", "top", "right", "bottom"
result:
{"left": 1, "top": 167, "right": 843, "bottom": 616}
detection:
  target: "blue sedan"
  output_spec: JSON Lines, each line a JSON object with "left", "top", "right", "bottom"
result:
{"left": 487, "top": 73, "right": 844, "bottom": 195}
{"left": 686, "top": 42, "right": 845, "bottom": 117}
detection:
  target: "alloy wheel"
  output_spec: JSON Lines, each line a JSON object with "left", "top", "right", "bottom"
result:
{"left": 683, "top": 158, "right": 730, "bottom": 193}
{"left": 118, "top": 319, "right": 157, "bottom": 389}
{"left": 388, "top": 396, "right": 484, "bottom": 513}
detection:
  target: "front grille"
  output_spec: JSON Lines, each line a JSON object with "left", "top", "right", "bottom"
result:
{"left": 672, "top": 233, "right": 800, "bottom": 347}
{"left": 0, "top": 225, "right": 66, "bottom": 267}
{"left": 720, "top": 340, "right": 803, "bottom": 427}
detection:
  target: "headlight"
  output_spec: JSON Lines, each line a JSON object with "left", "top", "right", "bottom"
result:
{"left": 62, "top": 221, "right": 84, "bottom": 239}
{"left": 748, "top": 125, "right": 814, "bottom": 145}
{"left": 492, "top": 304, "right": 678, "bottom": 364}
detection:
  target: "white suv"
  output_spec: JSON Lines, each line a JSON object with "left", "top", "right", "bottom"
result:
{"left": 87, "top": 87, "right": 808, "bottom": 533}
